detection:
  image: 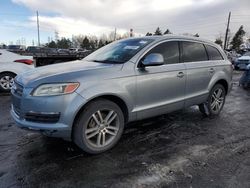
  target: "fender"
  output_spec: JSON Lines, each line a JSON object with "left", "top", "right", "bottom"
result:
{"left": 0, "top": 63, "right": 33, "bottom": 75}
{"left": 75, "top": 77, "right": 137, "bottom": 121}
{"left": 208, "top": 68, "right": 231, "bottom": 93}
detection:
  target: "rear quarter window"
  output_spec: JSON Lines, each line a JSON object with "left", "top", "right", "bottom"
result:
{"left": 182, "top": 41, "right": 208, "bottom": 62}
{"left": 205, "top": 45, "right": 224, "bottom": 60}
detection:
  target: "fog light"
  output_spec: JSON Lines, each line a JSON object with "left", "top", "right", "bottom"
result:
{"left": 25, "top": 111, "right": 60, "bottom": 123}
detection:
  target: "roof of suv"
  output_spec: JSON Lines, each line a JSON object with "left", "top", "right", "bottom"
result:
{"left": 125, "top": 35, "right": 227, "bottom": 62}
{"left": 132, "top": 34, "right": 218, "bottom": 46}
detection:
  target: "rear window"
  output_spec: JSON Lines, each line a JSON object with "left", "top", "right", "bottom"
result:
{"left": 182, "top": 41, "right": 208, "bottom": 62}
{"left": 205, "top": 45, "right": 223, "bottom": 60}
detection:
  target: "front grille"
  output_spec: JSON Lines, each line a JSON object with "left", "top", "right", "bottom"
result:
{"left": 25, "top": 112, "right": 60, "bottom": 123}
{"left": 13, "top": 81, "right": 24, "bottom": 96}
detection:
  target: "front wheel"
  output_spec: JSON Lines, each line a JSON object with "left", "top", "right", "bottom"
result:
{"left": 73, "top": 99, "right": 124, "bottom": 154}
{"left": 199, "top": 84, "right": 226, "bottom": 116}
{"left": 0, "top": 72, "right": 16, "bottom": 92}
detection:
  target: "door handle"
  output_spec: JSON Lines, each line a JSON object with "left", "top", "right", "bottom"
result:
{"left": 209, "top": 68, "right": 215, "bottom": 74}
{"left": 177, "top": 72, "right": 185, "bottom": 78}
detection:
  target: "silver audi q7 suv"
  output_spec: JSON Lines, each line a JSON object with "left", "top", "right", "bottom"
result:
{"left": 11, "top": 35, "right": 232, "bottom": 154}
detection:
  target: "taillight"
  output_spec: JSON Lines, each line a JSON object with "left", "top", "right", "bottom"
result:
{"left": 14, "top": 59, "right": 33, "bottom": 65}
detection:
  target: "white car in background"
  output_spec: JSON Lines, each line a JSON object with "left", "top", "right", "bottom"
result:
{"left": 0, "top": 49, "right": 34, "bottom": 92}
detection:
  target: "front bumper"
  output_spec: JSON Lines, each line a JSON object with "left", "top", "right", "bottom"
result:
{"left": 11, "top": 106, "right": 71, "bottom": 139}
{"left": 11, "top": 85, "right": 87, "bottom": 140}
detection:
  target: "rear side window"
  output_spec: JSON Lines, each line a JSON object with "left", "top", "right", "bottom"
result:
{"left": 145, "top": 41, "right": 179, "bottom": 64}
{"left": 182, "top": 41, "right": 208, "bottom": 62}
{"left": 205, "top": 45, "right": 224, "bottom": 60}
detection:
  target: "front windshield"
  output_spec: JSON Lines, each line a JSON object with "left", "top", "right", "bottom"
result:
{"left": 85, "top": 38, "right": 153, "bottom": 63}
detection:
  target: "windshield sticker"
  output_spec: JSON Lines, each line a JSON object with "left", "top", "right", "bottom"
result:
{"left": 124, "top": 46, "right": 140, "bottom": 50}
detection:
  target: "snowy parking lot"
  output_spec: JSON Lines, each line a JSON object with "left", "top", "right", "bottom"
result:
{"left": 0, "top": 71, "right": 250, "bottom": 188}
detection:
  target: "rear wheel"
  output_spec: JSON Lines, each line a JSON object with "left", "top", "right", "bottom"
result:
{"left": 0, "top": 72, "right": 16, "bottom": 92}
{"left": 199, "top": 84, "right": 226, "bottom": 116}
{"left": 73, "top": 99, "right": 124, "bottom": 154}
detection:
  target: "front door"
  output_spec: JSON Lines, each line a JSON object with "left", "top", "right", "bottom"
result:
{"left": 135, "top": 41, "right": 186, "bottom": 120}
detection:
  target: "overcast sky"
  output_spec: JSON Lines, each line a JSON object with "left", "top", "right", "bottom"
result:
{"left": 0, "top": 0, "right": 250, "bottom": 45}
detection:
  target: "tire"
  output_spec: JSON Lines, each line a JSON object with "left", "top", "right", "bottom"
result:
{"left": 199, "top": 84, "right": 226, "bottom": 117}
{"left": 73, "top": 99, "right": 124, "bottom": 154}
{"left": 0, "top": 72, "right": 16, "bottom": 92}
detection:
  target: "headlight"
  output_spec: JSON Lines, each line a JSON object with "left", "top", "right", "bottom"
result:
{"left": 32, "top": 83, "right": 79, "bottom": 96}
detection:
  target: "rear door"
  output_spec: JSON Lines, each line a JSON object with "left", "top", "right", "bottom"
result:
{"left": 182, "top": 41, "right": 223, "bottom": 106}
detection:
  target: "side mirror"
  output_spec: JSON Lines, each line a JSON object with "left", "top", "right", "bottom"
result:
{"left": 141, "top": 53, "right": 164, "bottom": 67}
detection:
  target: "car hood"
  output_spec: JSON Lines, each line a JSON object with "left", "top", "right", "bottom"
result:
{"left": 16, "top": 60, "right": 122, "bottom": 87}
{"left": 238, "top": 56, "right": 250, "bottom": 60}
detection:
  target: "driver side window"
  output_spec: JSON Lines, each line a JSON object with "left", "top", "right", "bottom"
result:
{"left": 145, "top": 41, "right": 180, "bottom": 64}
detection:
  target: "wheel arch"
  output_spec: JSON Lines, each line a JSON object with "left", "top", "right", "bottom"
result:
{"left": 71, "top": 94, "right": 129, "bottom": 140}
{"left": 213, "top": 79, "right": 229, "bottom": 95}
{"left": 208, "top": 69, "right": 231, "bottom": 95}
{"left": 0, "top": 71, "right": 17, "bottom": 76}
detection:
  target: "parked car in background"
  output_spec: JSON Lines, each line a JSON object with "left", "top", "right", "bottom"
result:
{"left": 226, "top": 50, "right": 241, "bottom": 65}
{"left": 44, "top": 47, "right": 58, "bottom": 54}
{"left": 11, "top": 36, "right": 232, "bottom": 154}
{"left": 0, "top": 49, "right": 33, "bottom": 92}
{"left": 0, "top": 44, "right": 7, "bottom": 49}
{"left": 26, "top": 46, "right": 43, "bottom": 53}
{"left": 69, "top": 48, "right": 91, "bottom": 55}
{"left": 234, "top": 51, "right": 250, "bottom": 70}
{"left": 239, "top": 64, "right": 250, "bottom": 89}
{"left": 26, "top": 46, "right": 58, "bottom": 54}
{"left": 7, "top": 45, "right": 26, "bottom": 53}
{"left": 69, "top": 48, "right": 82, "bottom": 53}
{"left": 57, "top": 49, "right": 70, "bottom": 54}
{"left": 77, "top": 49, "right": 92, "bottom": 55}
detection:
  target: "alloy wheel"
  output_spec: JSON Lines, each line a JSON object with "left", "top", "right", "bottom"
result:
{"left": 210, "top": 88, "right": 224, "bottom": 112}
{"left": 0, "top": 75, "right": 14, "bottom": 90}
{"left": 85, "top": 109, "right": 119, "bottom": 148}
